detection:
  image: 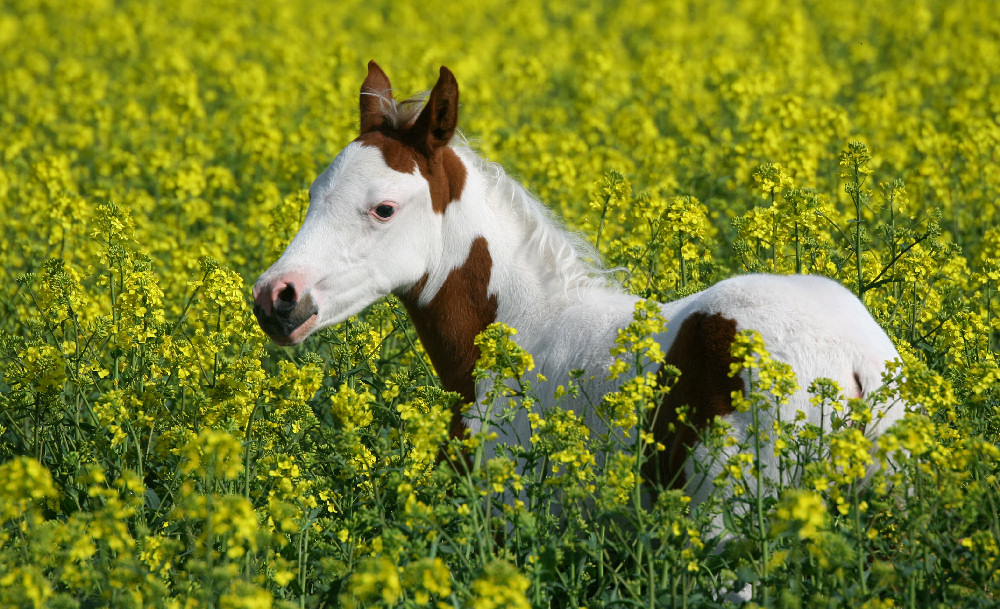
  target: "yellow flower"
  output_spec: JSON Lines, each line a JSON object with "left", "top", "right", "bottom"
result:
{"left": 828, "top": 427, "right": 873, "bottom": 485}
{"left": 402, "top": 557, "right": 452, "bottom": 604}
{"left": 329, "top": 383, "right": 375, "bottom": 431}
{"left": 474, "top": 322, "right": 535, "bottom": 381}
{"left": 0, "top": 457, "right": 57, "bottom": 523}
{"left": 466, "top": 560, "right": 531, "bottom": 609}
{"left": 752, "top": 162, "right": 794, "bottom": 198}
{"left": 179, "top": 429, "right": 244, "bottom": 481}
{"left": 219, "top": 584, "right": 273, "bottom": 609}
{"left": 773, "top": 489, "right": 828, "bottom": 540}
{"left": 341, "top": 556, "right": 402, "bottom": 609}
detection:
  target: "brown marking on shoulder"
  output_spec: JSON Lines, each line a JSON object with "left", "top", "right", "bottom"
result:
{"left": 400, "top": 236, "right": 496, "bottom": 440}
{"left": 644, "top": 311, "right": 744, "bottom": 490}
{"left": 357, "top": 130, "right": 467, "bottom": 214}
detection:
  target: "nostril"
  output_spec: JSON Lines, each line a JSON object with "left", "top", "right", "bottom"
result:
{"left": 277, "top": 283, "right": 297, "bottom": 304}
{"left": 272, "top": 282, "right": 298, "bottom": 317}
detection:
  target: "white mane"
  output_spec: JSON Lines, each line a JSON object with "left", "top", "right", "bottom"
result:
{"left": 467, "top": 150, "right": 616, "bottom": 296}
{"left": 361, "top": 90, "right": 428, "bottom": 129}
{"left": 366, "top": 89, "right": 617, "bottom": 297}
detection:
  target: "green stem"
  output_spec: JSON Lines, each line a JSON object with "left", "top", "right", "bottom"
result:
{"left": 299, "top": 520, "right": 310, "bottom": 608}
{"left": 678, "top": 234, "right": 688, "bottom": 290}
{"left": 595, "top": 192, "right": 611, "bottom": 252}
{"left": 752, "top": 394, "right": 769, "bottom": 602}
{"left": 770, "top": 189, "right": 777, "bottom": 268}
{"left": 852, "top": 164, "right": 866, "bottom": 301}
{"left": 853, "top": 484, "right": 868, "bottom": 595}
{"left": 793, "top": 194, "right": 802, "bottom": 274}
{"left": 647, "top": 543, "right": 655, "bottom": 609}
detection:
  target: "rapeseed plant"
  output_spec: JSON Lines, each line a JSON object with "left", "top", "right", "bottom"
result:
{"left": 2, "top": 0, "right": 1000, "bottom": 606}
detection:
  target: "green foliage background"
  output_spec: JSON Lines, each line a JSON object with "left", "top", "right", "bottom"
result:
{"left": 1, "top": 0, "right": 999, "bottom": 607}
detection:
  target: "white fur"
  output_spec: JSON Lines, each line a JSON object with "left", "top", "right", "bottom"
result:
{"left": 255, "top": 132, "right": 904, "bottom": 512}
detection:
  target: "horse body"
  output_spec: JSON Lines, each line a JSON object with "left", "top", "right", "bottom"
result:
{"left": 253, "top": 62, "right": 904, "bottom": 507}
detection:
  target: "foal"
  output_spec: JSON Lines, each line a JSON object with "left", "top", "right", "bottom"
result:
{"left": 253, "top": 62, "right": 904, "bottom": 507}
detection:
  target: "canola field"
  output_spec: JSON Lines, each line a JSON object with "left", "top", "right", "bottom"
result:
{"left": 2, "top": 0, "right": 1000, "bottom": 607}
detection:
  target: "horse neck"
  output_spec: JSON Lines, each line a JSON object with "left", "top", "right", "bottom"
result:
{"left": 399, "top": 148, "right": 615, "bottom": 407}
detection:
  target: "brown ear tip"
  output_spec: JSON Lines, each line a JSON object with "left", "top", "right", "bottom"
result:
{"left": 439, "top": 65, "right": 456, "bottom": 81}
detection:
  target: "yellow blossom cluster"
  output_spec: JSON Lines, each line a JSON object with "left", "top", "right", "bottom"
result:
{"left": 2, "top": 0, "right": 1000, "bottom": 605}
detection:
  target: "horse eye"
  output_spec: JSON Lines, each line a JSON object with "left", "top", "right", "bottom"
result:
{"left": 372, "top": 203, "right": 396, "bottom": 220}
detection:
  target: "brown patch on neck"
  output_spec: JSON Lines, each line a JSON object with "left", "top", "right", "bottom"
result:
{"left": 357, "top": 130, "right": 467, "bottom": 214}
{"left": 400, "top": 236, "right": 497, "bottom": 439}
{"left": 644, "top": 311, "right": 744, "bottom": 490}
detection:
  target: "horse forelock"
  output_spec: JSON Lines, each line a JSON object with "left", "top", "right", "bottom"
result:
{"left": 355, "top": 90, "right": 467, "bottom": 213}
{"left": 356, "top": 128, "right": 467, "bottom": 214}
{"left": 360, "top": 90, "right": 426, "bottom": 130}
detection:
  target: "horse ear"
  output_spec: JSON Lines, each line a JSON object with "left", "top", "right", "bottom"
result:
{"left": 410, "top": 66, "right": 459, "bottom": 153}
{"left": 360, "top": 60, "right": 393, "bottom": 134}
